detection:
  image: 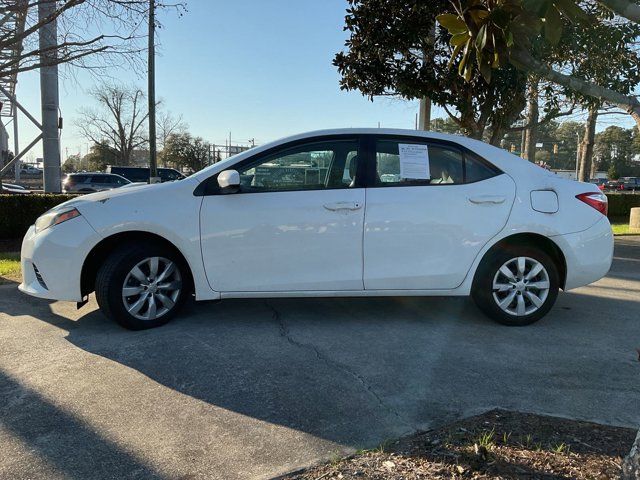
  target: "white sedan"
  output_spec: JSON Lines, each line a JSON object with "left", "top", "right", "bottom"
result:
{"left": 19, "top": 129, "right": 613, "bottom": 329}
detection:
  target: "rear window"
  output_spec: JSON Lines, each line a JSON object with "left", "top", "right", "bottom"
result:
{"left": 67, "top": 175, "right": 88, "bottom": 184}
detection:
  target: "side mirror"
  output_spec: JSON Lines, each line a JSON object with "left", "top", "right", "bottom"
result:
{"left": 217, "top": 169, "right": 241, "bottom": 193}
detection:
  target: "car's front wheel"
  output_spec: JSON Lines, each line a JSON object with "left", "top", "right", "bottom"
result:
{"left": 472, "top": 246, "right": 560, "bottom": 326}
{"left": 95, "top": 244, "right": 189, "bottom": 330}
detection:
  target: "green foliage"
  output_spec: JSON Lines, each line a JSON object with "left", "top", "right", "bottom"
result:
{"left": 436, "top": 0, "right": 640, "bottom": 109}
{"left": 334, "top": 0, "right": 528, "bottom": 141}
{"left": 608, "top": 164, "right": 619, "bottom": 180}
{"left": 163, "top": 133, "right": 211, "bottom": 173}
{"left": 0, "top": 194, "right": 76, "bottom": 240}
{"left": 607, "top": 193, "right": 640, "bottom": 219}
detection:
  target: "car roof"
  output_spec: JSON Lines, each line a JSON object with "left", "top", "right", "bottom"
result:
{"left": 191, "top": 128, "right": 553, "bottom": 182}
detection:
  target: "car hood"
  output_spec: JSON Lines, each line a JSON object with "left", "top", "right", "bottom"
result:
{"left": 50, "top": 177, "right": 198, "bottom": 213}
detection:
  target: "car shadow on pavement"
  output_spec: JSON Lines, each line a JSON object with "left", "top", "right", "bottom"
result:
{"left": 8, "top": 286, "right": 640, "bottom": 446}
{"left": 0, "top": 369, "right": 166, "bottom": 480}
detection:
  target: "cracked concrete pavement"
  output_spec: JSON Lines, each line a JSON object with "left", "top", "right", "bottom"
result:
{"left": 0, "top": 237, "right": 639, "bottom": 479}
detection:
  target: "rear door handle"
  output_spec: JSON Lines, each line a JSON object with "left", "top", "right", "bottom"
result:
{"left": 323, "top": 201, "right": 363, "bottom": 211}
{"left": 468, "top": 195, "right": 506, "bottom": 205}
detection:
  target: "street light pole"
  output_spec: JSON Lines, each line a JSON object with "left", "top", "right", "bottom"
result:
{"left": 148, "top": 0, "right": 159, "bottom": 183}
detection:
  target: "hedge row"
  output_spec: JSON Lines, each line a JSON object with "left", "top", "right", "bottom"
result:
{"left": 1, "top": 192, "right": 639, "bottom": 241}
{"left": 606, "top": 193, "right": 640, "bottom": 220}
{"left": 0, "top": 194, "right": 76, "bottom": 240}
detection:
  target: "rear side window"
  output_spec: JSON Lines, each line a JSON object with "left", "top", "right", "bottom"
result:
{"left": 375, "top": 140, "right": 463, "bottom": 186}
{"left": 374, "top": 139, "right": 499, "bottom": 186}
{"left": 465, "top": 151, "right": 500, "bottom": 183}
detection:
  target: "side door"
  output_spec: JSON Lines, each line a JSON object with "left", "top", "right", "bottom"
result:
{"left": 199, "top": 136, "right": 366, "bottom": 293}
{"left": 363, "top": 135, "right": 516, "bottom": 290}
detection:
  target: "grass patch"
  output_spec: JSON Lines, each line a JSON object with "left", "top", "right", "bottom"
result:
{"left": 611, "top": 223, "right": 639, "bottom": 236}
{"left": 0, "top": 252, "right": 21, "bottom": 285}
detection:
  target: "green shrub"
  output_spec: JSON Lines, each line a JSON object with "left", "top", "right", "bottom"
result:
{"left": 0, "top": 194, "right": 76, "bottom": 240}
{"left": 606, "top": 193, "right": 640, "bottom": 221}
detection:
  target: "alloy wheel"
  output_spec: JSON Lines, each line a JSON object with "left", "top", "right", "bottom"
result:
{"left": 122, "top": 256, "right": 182, "bottom": 321}
{"left": 492, "top": 256, "right": 550, "bottom": 317}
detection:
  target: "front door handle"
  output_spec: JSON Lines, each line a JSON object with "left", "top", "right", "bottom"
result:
{"left": 323, "top": 201, "right": 363, "bottom": 211}
{"left": 468, "top": 195, "right": 506, "bottom": 205}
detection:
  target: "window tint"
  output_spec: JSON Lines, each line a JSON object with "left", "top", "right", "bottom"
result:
{"left": 236, "top": 140, "right": 359, "bottom": 192}
{"left": 465, "top": 151, "right": 499, "bottom": 183}
{"left": 375, "top": 140, "right": 463, "bottom": 186}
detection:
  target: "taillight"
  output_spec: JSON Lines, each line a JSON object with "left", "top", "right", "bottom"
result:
{"left": 576, "top": 192, "right": 608, "bottom": 216}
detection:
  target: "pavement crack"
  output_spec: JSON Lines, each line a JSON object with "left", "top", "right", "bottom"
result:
{"left": 264, "top": 301, "right": 414, "bottom": 430}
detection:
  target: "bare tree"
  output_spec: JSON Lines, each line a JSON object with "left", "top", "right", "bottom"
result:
{"left": 76, "top": 84, "right": 148, "bottom": 165}
{"left": 0, "top": 0, "right": 185, "bottom": 78}
{"left": 157, "top": 109, "right": 186, "bottom": 166}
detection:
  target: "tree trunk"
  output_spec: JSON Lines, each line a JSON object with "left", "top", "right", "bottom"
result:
{"left": 590, "top": 154, "right": 599, "bottom": 179}
{"left": 579, "top": 106, "right": 598, "bottom": 182}
{"left": 509, "top": 48, "right": 640, "bottom": 133}
{"left": 418, "top": 98, "right": 431, "bottom": 130}
{"left": 622, "top": 429, "right": 640, "bottom": 479}
{"left": 524, "top": 82, "right": 539, "bottom": 162}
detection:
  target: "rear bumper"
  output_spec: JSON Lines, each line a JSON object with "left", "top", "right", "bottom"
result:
{"left": 19, "top": 217, "right": 101, "bottom": 302}
{"left": 553, "top": 217, "right": 613, "bottom": 291}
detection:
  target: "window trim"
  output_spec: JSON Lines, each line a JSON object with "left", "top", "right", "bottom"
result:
{"left": 194, "top": 135, "right": 366, "bottom": 196}
{"left": 365, "top": 134, "right": 503, "bottom": 188}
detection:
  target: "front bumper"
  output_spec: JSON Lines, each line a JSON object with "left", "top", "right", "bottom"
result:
{"left": 19, "top": 216, "right": 101, "bottom": 302}
{"left": 553, "top": 217, "right": 614, "bottom": 291}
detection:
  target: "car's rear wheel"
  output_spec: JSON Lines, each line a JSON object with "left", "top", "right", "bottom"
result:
{"left": 472, "top": 246, "right": 559, "bottom": 326}
{"left": 95, "top": 244, "right": 189, "bottom": 330}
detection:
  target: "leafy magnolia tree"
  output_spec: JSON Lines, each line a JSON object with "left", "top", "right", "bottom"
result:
{"left": 334, "top": 0, "right": 529, "bottom": 144}
{"left": 436, "top": 0, "right": 640, "bottom": 130}
{"left": 162, "top": 132, "right": 211, "bottom": 172}
{"left": 76, "top": 84, "right": 149, "bottom": 165}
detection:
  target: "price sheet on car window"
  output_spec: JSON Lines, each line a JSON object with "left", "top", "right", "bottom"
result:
{"left": 398, "top": 143, "right": 430, "bottom": 180}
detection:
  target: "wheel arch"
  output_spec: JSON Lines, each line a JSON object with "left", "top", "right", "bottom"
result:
{"left": 474, "top": 233, "right": 567, "bottom": 290}
{"left": 81, "top": 231, "right": 195, "bottom": 297}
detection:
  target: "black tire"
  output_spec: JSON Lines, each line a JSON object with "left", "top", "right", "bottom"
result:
{"left": 471, "top": 245, "right": 560, "bottom": 326}
{"left": 95, "top": 243, "right": 190, "bottom": 330}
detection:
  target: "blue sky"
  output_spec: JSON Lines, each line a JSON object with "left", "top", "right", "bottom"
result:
{"left": 15, "top": 0, "right": 443, "bottom": 162}
{"left": 14, "top": 0, "right": 633, "bottom": 163}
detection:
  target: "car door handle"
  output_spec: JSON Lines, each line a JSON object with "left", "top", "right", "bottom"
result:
{"left": 323, "top": 201, "right": 363, "bottom": 211}
{"left": 468, "top": 195, "right": 506, "bottom": 205}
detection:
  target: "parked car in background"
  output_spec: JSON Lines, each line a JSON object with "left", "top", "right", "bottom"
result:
{"left": 619, "top": 176, "right": 640, "bottom": 191}
{"left": 62, "top": 173, "right": 131, "bottom": 193}
{"left": 588, "top": 178, "right": 606, "bottom": 191}
{"left": 20, "top": 129, "right": 613, "bottom": 330}
{"left": 20, "top": 165, "right": 42, "bottom": 175}
{"left": 1, "top": 183, "right": 31, "bottom": 194}
{"left": 106, "top": 166, "right": 185, "bottom": 183}
{"left": 605, "top": 178, "right": 624, "bottom": 191}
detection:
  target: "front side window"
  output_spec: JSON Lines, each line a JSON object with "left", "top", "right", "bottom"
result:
{"left": 236, "top": 140, "right": 359, "bottom": 192}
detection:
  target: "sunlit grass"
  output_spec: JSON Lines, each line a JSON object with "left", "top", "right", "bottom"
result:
{"left": 611, "top": 223, "right": 636, "bottom": 236}
{"left": 0, "top": 252, "right": 21, "bottom": 285}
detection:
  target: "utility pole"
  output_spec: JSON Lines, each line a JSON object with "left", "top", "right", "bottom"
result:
{"left": 418, "top": 98, "right": 431, "bottom": 130}
{"left": 38, "top": 0, "right": 62, "bottom": 192}
{"left": 148, "top": 0, "right": 159, "bottom": 183}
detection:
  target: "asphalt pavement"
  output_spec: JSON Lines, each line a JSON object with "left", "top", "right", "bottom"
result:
{"left": 0, "top": 237, "right": 639, "bottom": 479}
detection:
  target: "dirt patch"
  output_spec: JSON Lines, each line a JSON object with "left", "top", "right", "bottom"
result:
{"left": 283, "top": 410, "right": 637, "bottom": 479}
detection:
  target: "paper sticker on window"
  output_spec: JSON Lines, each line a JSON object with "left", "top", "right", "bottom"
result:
{"left": 399, "top": 143, "right": 430, "bottom": 180}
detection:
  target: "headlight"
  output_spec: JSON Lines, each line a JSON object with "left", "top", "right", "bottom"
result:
{"left": 35, "top": 208, "right": 81, "bottom": 233}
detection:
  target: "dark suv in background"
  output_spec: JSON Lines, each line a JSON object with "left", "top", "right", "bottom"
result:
{"left": 106, "top": 166, "right": 185, "bottom": 183}
{"left": 63, "top": 173, "right": 131, "bottom": 193}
